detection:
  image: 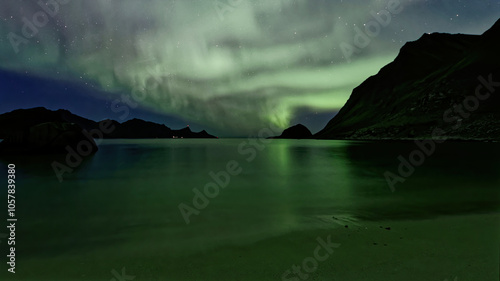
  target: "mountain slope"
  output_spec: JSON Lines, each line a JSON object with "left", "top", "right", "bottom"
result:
{"left": 270, "top": 124, "right": 313, "bottom": 139}
{"left": 0, "top": 108, "right": 217, "bottom": 139}
{"left": 315, "top": 18, "right": 500, "bottom": 140}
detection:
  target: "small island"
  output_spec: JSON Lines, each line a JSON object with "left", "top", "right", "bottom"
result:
{"left": 269, "top": 124, "right": 313, "bottom": 139}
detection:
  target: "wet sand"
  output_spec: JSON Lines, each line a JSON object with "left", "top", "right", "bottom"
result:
{"left": 9, "top": 213, "right": 499, "bottom": 281}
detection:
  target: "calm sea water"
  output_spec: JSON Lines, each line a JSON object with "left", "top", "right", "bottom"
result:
{"left": 0, "top": 139, "right": 499, "bottom": 280}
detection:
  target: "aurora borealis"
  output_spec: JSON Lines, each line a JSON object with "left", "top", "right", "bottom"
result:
{"left": 0, "top": 0, "right": 499, "bottom": 136}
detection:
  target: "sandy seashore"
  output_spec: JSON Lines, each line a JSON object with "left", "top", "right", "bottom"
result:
{"left": 9, "top": 213, "right": 499, "bottom": 281}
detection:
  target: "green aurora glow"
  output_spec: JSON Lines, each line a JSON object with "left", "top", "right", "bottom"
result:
{"left": 0, "top": 0, "right": 498, "bottom": 135}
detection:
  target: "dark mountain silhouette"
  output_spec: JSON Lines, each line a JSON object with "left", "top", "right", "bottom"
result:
{"left": 315, "top": 18, "right": 500, "bottom": 141}
{"left": 106, "top": 118, "right": 216, "bottom": 139}
{"left": 0, "top": 107, "right": 217, "bottom": 140}
{"left": 0, "top": 122, "right": 98, "bottom": 154}
{"left": 270, "top": 124, "right": 313, "bottom": 139}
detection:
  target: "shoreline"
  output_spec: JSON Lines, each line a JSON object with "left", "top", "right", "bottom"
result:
{"left": 9, "top": 212, "right": 500, "bottom": 281}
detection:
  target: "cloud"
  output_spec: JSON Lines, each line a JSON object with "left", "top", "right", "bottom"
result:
{"left": 0, "top": 0, "right": 498, "bottom": 135}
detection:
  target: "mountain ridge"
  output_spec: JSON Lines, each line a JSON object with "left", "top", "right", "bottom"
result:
{"left": 315, "top": 18, "right": 500, "bottom": 141}
{"left": 0, "top": 107, "right": 218, "bottom": 139}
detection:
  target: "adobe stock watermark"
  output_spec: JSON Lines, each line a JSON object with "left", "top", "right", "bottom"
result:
{"left": 111, "top": 61, "right": 183, "bottom": 121}
{"left": 52, "top": 59, "right": 177, "bottom": 182}
{"left": 340, "top": 0, "right": 403, "bottom": 63}
{"left": 384, "top": 74, "right": 499, "bottom": 192}
{"left": 7, "top": 0, "right": 71, "bottom": 54}
{"left": 178, "top": 123, "right": 283, "bottom": 224}
{"left": 51, "top": 120, "right": 116, "bottom": 182}
{"left": 213, "top": 0, "right": 244, "bottom": 21}
{"left": 281, "top": 235, "right": 340, "bottom": 281}
{"left": 110, "top": 267, "right": 135, "bottom": 281}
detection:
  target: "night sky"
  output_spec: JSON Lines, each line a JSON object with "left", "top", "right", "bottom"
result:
{"left": 0, "top": 0, "right": 498, "bottom": 136}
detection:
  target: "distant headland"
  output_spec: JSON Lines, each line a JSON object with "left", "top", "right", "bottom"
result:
{"left": 314, "top": 18, "right": 500, "bottom": 141}
{"left": 0, "top": 107, "right": 217, "bottom": 140}
{"left": 0, "top": 107, "right": 217, "bottom": 154}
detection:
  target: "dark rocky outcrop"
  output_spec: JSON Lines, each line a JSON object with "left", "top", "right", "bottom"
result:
{"left": 270, "top": 124, "right": 313, "bottom": 139}
{"left": 315, "top": 18, "right": 500, "bottom": 141}
{"left": 0, "top": 107, "right": 218, "bottom": 140}
{"left": 0, "top": 122, "right": 98, "bottom": 154}
{"left": 104, "top": 118, "right": 217, "bottom": 139}
{"left": 0, "top": 107, "right": 94, "bottom": 139}
{"left": 106, "top": 119, "right": 173, "bottom": 139}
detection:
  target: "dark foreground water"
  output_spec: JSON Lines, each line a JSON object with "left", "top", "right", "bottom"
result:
{"left": 0, "top": 140, "right": 499, "bottom": 280}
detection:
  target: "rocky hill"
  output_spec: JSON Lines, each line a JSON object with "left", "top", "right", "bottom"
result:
{"left": 315, "top": 18, "right": 500, "bottom": 141}
{"left": 270, "top": 124, "right": 313, "bottom": 139}
{"left": 0, "top": 107, "right": 217, "bottom": 140}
